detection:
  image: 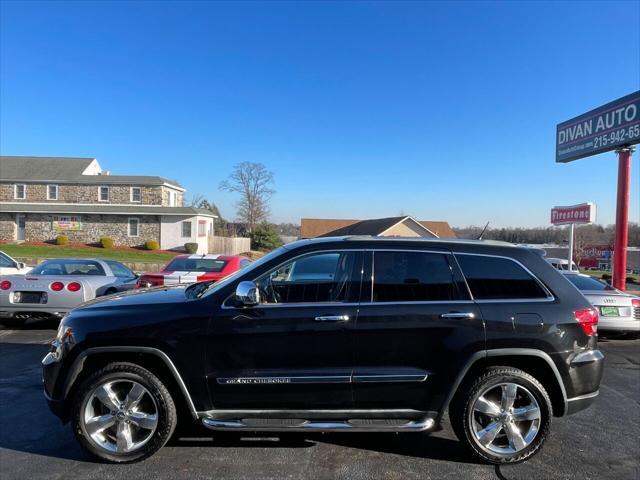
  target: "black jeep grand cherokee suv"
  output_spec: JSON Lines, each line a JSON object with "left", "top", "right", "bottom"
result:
{"left": 43, "top": 237, "right": 603, "bottom": 464}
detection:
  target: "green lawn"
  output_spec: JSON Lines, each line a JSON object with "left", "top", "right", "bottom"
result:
{"left": 584, "top": 270, "right": 640, "bottom": 284}
{"left": 0, "top": 243, "right": 178, "bottom": 263}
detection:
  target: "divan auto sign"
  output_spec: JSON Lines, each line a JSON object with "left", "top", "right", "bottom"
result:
{"left": 556, "top": 91, "right": 640, "bottom": 163}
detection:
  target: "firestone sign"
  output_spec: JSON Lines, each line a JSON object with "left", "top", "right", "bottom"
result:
{"left": 550, "top": 203, "right": 595, "bottom": 225}
{"left": 556, "top": 90, "right": 640, "bottom": 163}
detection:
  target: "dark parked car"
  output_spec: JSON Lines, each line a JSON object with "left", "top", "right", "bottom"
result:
{"left": 42, "top": 237, "right": 603, "bottom": 464}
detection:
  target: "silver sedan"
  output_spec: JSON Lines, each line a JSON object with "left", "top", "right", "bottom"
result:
{"left": 562, "top": 272, "right": 640, "bottom": 334}
{"left": 0, "top": 258, "right": 138, "bottom": 326}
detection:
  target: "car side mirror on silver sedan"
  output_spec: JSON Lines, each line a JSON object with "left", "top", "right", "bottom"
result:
{"left": 235, "top": 281, "right": 260, "bottom": 306}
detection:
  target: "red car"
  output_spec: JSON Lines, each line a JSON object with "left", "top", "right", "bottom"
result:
{"left": 136, "top": 254, "right": 251, "bottom": 288}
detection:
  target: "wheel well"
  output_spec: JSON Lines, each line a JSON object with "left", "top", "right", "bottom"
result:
{"left": 452, "top": 355, "right": 566, "bottom": 417}
{"left": 65, "top": 351, "right": 194, "bottom": 422}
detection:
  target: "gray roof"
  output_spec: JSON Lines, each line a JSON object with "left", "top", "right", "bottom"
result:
{"left": 0, "top": 156, "right": 183, "bottom": 189}
{"left": 0, "top": 203, "right": 216, "bottom": 217}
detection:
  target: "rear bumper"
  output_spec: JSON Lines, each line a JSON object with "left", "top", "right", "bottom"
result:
{"left": 598, "top": 317, "right": 640, "bottom": 332}
{"left": 566, "top": 390, "right": 599, "bottom": 415}
{"left": 564, "top": 349, "right": 604, "bottom": 415}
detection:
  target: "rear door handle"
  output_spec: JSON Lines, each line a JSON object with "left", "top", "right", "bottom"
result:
{"left": 314, "top": 315, "right": 350, "bottom": 322}
{"left": 440, "top": 312, "right": 475, "bottom": 319}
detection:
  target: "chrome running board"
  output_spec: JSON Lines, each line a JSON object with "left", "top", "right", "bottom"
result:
{"left": 201, "top": 417, "right": 434, "bottom": 432}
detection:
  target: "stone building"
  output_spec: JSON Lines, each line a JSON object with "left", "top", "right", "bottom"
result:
{"left": 0, "top": 156, "right": 216, "bottom": 253}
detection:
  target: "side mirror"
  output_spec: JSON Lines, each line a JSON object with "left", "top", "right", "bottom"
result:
{"left": 17, "top": 262, "right": 26, "bottom": 269}
{"left": 235, "top": 281, "right": 260, "bottom": 306}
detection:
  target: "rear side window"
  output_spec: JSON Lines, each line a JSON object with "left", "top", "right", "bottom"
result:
{"left": 373, "top": 251, "right": 461, "bottom": 302}
{"left": 456, "top": 254, "right": 549, "bottom": 300}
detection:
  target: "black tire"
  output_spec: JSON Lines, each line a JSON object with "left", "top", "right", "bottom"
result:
{"left": 71, "top": 362, "right": 177, "bottom": 463}
{"left": 450, "top": 366, "right": 552, "bottom": 464}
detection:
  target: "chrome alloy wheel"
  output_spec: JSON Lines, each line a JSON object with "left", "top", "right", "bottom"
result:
{"left": 470, "top": 382, "right": 541, "bottom": 455}
{"left": 82, "top": 380, "right": 158, "bottom": 454}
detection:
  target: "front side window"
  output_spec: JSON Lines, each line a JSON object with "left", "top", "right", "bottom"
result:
{"left": 373, "top": 251, "right": 460, "bottom": 302}
{"left": 47, "top": 184, "right": 58, "bottom": 200}
{"left": 31, "top": 260, "right": 105, "bottom": 276}
{"left": 456, "top": 254, "right": 549, "bottom": 300}
{"left": 182, "top": 221, "right": 192, "bottom": 238}
{"left": 105, "top": 260, "right": 135, "bottom": 278}
{"left": 14, "top": 184, "right": 26, "bottom": 199}
{"left": 130, "top": 187, "right": 142, "bottom": 202}
{"left": 128, "top": 218, "right": 139, "bottom": 237}
{"left": 256, "top": 251, "right": 360, "bottom": 304}
{"left": 99, "top": 186, "right": 110, "bottom": 202}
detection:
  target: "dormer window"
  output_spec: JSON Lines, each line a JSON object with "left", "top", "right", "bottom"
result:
{"left": 99, "top": 186, "right": 110, "bottom": 202}
{"left": 130, "top": 187, "right": 142, "bottom": 203}
{"left": 47, "top": 184, "right": 58, "bottom": 200}
{"left": 14, "top": 184, "right": 26, "bottom": 199}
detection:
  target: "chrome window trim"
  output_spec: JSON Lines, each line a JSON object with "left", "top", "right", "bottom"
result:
{"left": 453, "top": 252, "right": 555, "bottom": 302}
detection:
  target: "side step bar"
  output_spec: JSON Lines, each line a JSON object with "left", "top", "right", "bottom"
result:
{"left": 202, "top": 417, "right": 435, "bottom": 432}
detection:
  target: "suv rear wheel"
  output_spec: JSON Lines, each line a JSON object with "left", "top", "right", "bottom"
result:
{"left": 451, "top": 366, "right": 552, "bottom": 464}
{"left": 71, "top": 362, "right": 177, "bottom": 463}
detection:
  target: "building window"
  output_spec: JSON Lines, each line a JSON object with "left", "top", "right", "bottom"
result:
{"left": 14, "top": 184, "right": 26, "bottom": 199}
{"left": 130, "top": 187, "right": 142, "bottom": 203}
{"left": 198, "top": 220, "right": 206, "bottom": 237}
{"left": 181, "top": 221, "right": 192, "bottom": 238}
{"left": 128, "top": 218, "right": 140, "bottom": 237}
{"left": 47, "top": 184, "right": 58, "bottom": 200}
{"left": 99, "top": 186, "right": 110, "bottom": 202}
{"left": 169, "top": 191, "right": 177, "bottom": 206}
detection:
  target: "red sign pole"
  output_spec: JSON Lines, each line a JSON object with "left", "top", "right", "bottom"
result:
{"left": 613, "top": 147, "right": 634, "bottom": 290}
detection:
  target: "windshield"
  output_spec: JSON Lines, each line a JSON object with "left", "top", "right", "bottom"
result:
{"left": 166, "top": 257, "right": 227, "bottom": 272}
{"left": 565, "top": 275, "right": 615, "bottom": 291}
{"left": 199, "top": 246, "right": 289, "bottom": 298}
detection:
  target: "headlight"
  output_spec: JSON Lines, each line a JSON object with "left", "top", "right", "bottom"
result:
{"left": 43, "top": 324, "right": 74, "bottom": 366}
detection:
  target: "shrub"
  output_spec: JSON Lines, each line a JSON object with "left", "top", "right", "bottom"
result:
{"left": 100, "top": 237, "right": 114, "bottom": 249}
{"left": 184, "top": 242, "right": 198, "bottom": 254}
{"left": 250, "top": 222, "right": 284, "bottom": 251}
{"left": 626, "top": 276, "right": 637, "bottom": 284}
{"left": 601, "top": 273, "right": 612, "bottom": 280}
{"left": 55, "top": 235, "right": 69, "bottom": 246}
{"left": 144, "top": 240, "right": 160, "bottom": 251}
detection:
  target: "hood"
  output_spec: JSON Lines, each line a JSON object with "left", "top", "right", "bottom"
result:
{"left": 76, "top": 284, "right": 189, "bottom": 311}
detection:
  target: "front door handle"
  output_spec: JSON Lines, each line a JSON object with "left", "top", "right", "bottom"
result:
{"left": 440, "top": 312, "right": 475, "bottom": 319}
{"left": 314, "top": 315, "right": 350, "bottom": 322}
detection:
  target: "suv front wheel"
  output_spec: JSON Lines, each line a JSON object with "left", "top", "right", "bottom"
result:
{"left": 71, "top": 362, "right": 177, "bottom": 463}
{"left": 451, "top": 366, "right": 552, "bottom": 464}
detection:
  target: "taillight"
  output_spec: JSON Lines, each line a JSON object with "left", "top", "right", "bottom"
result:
{"left": 575, "top": 307, "right": 598, "bottom": 336}
{"left": 50, "top": 281, "right": 64, "bottom": 291}
{"left": 67, "top": 282, "right": 81, "bottom": 292}
{"left": 632, "top": 298, "right": 640, "bottom": 308}
{"left": 0, "top": 280, "right": 11, "bottom": 290}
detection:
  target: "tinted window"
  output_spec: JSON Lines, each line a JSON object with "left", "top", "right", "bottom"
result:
{"left": 372, "top": 251, "right": 460, "bottom": 302}
{"left": 165, "top": 258, "right": 227, "bottom": 272}
{"left": 257, "top": 251, "right": 359, "bottom": 303}
{"left": 565, "top": 274, "right": 614, "bottom": 291}
{"left": 31, "top": 260, "right": 106, "bottom": 276}
{"left": 457, "top": 254, "right": 548, "bottom": 300}
{"left": 105, "top": 260, "right": 135, "bottom": 278}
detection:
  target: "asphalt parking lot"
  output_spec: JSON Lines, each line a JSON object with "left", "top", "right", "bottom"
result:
{"left": 0, "top": 324, "right": 638, "bottom": 480}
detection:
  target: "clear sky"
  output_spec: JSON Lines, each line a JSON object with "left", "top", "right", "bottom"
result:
{"left": 1, "top": 0, "right": 638, "bottom": 227}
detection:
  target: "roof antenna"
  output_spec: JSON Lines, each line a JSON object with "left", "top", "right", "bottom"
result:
{"left": 477, "top": 221, "right": 490, "bottom": 240}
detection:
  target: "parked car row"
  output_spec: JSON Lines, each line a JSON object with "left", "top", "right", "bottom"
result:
{"left": 0, "top": 251, "right": 251, "bottom": 326}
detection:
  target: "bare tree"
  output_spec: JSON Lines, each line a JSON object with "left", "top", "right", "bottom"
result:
{"left": 219, "top": 162, "right": 275, "bottom": 232}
